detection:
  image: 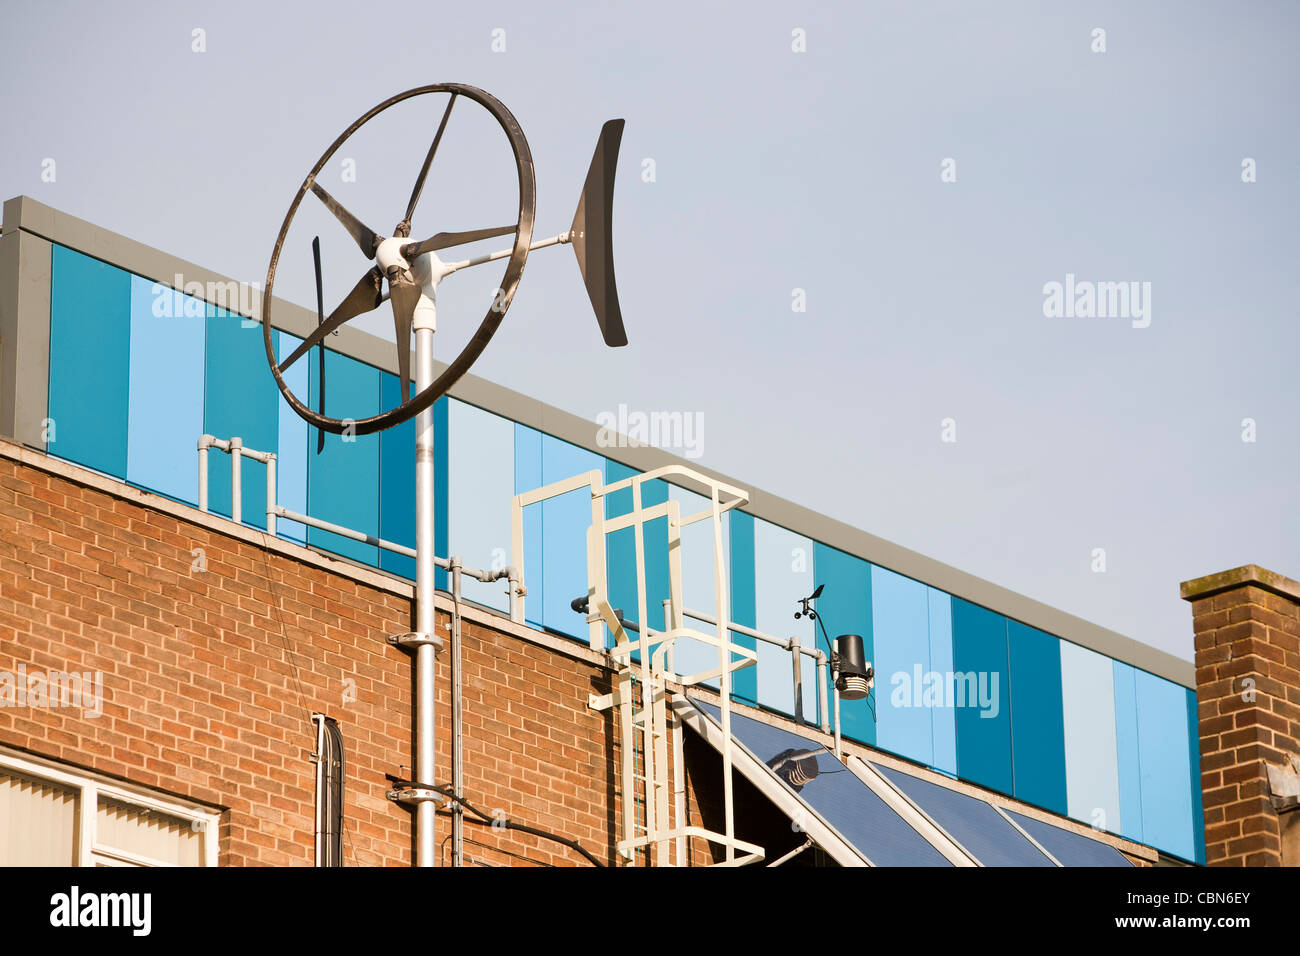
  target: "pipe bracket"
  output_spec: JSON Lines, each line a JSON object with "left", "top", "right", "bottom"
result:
{"left": 388, "top": 631, "right": 444, "bottom": 652}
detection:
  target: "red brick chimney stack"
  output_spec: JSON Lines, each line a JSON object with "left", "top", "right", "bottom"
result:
{"left": 1181, "top": 565, "right": 1300, "bottom": 866}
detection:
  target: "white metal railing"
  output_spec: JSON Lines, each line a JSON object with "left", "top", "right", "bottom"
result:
{"left": 195, "top": 434, "right": 523, "bottom": 619}
{"left": 197, "top": 435, "right": 276, "bottom": 533}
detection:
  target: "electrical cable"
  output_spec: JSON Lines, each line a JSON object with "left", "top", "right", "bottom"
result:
{"left": 386, "top": 775, "right": 606, "bottom": 867}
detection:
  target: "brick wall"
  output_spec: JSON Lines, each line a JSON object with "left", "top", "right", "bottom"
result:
{"left": 0, "top": 448, "right": 622, "bottom": 866}
{"left": 1182, "top": 565, "right": 1300, "bottom": 866}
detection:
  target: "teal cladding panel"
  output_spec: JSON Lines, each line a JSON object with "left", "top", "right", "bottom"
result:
{"left": 951, "top": 598, "right": 1013, "bottom": 795}
{"left": 1007, "top": 620, "right": 1068, "bottom": 814}
{"left": 48, "top": 245, "right": 131, "bottom": 477}
{"left": 307, "top": 350, "right": 380, "bottom": 565}
{"left": 813, "top": 543, "right": 874, "bottom": 745}
{"left": 202, "top": 304, "right": 276, "bottom": 527}
{"left": 727, "top": 510, "right": 758, "bottom": 705}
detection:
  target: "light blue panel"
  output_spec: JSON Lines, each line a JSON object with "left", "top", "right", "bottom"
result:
{"left": 48, "top": 245, "right": 131, "bottom": 477}
{"left": 667, "top": 484, "right": 728, "bottom": 689}
{"left": 1007, "top": 621, "right": 1068, "bottom": 814}
{"left": 1136, "top": 669, "right": 1196, "bottom": 861}
{"left": 447, "top": 399, "right": 516, "bottom": 612}
{"left": 514, "top": 425, "right": 544, "bottom": 629}
{"left": 727, "top": 511, "right": 758, "bottom": 705}
{"left": 307, "top": 350, "right": 380, "bottom": 565}
{"left": 752, "top": 518, "right": 814, "bottom": 719}
{"left": 1060, "top": 641, "right": 1121, "bottom": 834}
{"left": 274, "top": 333, "right": 308, "bottom": 543}
{"left": 202, "top": 303, "right": 277, "bottom": 527}
{"left": 872, "top": 566, "right": 933, "bottom": 766}
{"left": 927, "top": 588, "right": 957, "bottom": 776}
{"left": 540, "top": 435, "right": 604, "bottom": 639}
{"left": 813, "top": 543, "right": 873, "bottom": 745}
{"left": 378, "top": 373, "right": 416, "bottom": 579}
{"left": 125, "top": 276, "right": 205, "bottom": 503}
{"left": 1186, "top": 688, "right": 1206, "bottom": 865}
{"left": 951, "top": 598, "right": 1013, "bottom": 795}
{"left": 1113, "top": 661, "right": 1144, "bottom": 844}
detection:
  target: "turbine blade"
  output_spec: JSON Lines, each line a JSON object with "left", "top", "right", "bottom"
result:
{"left": 311, "top": 182, "right": 379, "bottom": 257}
{"left": 402, "top": 224, "right": 516, "bottom": 259}
{"left": 571, "top": 119, "right": 628, "bottom": 347}
{"left": 399, "top": 92, "right": 458, "bottom": 236}
{"left": 312, "top": 237, "right": 326, "bottom": 454}
{"left": 389, "top": 282, "right": 421, "bottom": 403}
{"left": 279, "top": 266, "right": 383, "bottom": 372}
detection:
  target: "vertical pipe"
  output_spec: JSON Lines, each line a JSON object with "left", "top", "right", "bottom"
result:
{"left": 817, "top": 656, "right": 830, "bottom": 735}
{"left": 414, "top": 316, "right": 438, "bottom": 867}
{"left": 312, "top": 713, "right": 325, "bottom": 867}
{"left": 832, "top": 663, "right": 843, "bottom": 760}
{"left": 198, "top": 441, "right": 209, "bottom": 512}
{"left": 265, "top": 455, "right": 277, "bottom": 537}
{"left": 791, "top": 636, "right": 804, "bottom": 724}
{"left": 450, "top": 557, "right": 464, "bottom": 868}
{"left": 710, "top": 487, "right": 735, "bottom": 863}
{"left": 230, "top": 438, "right": 243, "bottom": 525}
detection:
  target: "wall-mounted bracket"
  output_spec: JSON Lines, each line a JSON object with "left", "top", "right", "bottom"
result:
{"left": 388, "top": 631, "right": 444, "bottom": 652}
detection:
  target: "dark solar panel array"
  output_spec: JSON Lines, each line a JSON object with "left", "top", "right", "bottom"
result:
{"left": 692, "top": 700, "right": 950, "bottom": 866}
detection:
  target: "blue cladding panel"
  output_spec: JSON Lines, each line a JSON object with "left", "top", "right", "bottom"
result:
{"left": 307, "top": 351, "right": 380, "bottom": 565}
{"left": 126, "top": 277, "right": 205, "bottom": 503}
{"left": 48, "top": 246, "right": 131, "bottom": 477}
{"left": 274, "top": 333, "right": 309, "bottom": 543}
{"left": 514, "top": 425, "right": 544, "bottom": 629}
{"left": 1006, "top": 810, "right": 1133, "bottom": 867}
{"left": 951, "top": 598, "right": 1013, "bottom": 795}
{"left": 202, "top": 304, "right": 276, "bottom": 526}
{"left": 727, "top": 511, "right": 758, "bottom": 705}
{"left": 875, "top": 763, "right": 1053, "bottom": 866}
{"left": 540, "top": 435, "right": 603, "bottom": 639}
{"left": 1060, "top": 641, "right": 1121, "bottom": 833}
{"left": 693, "top": 700, "right": 949, "bottom": 866}
{"left": 447, "top": 399, "right": 516, "bottom": 612}
{"left": 1113, "top": 661, "right": 1144, "bottom": 844}
{"left": 752, "top": 519, "right": 815, "bottom": 719}
{"left": 928, "top": 588, "right": 957, "bottom": 776}
{"left": 1186, "top": 688, "right": 1206, "bottom": 865}
{"left": 873, "top": 566, "right": 933, "bottom": 766}
{"left": 1136, "top": 669, "right": 1196, "bottom": 861}
{"left": 1007, "top": 621, "right": 1068, "bottom": 815}
{"left": 813, "top": 543, "right": 874, "bottom": 745}
{"left": 378, "top": 373, "right": 415, "bottom": 579}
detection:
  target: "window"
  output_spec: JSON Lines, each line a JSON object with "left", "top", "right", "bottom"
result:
{"left": 0, "top": 748, "right": 220, "bottom": 867}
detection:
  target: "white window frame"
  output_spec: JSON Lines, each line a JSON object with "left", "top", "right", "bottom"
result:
{"left": 0, "top": 746, "right": 220, "bottom": 867}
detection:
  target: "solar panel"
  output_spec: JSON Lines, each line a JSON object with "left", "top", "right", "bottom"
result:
{"left": 691, "top": 700, "right": 951, "bottom": 867}
{"left": 872, "top": 763, "right": 1055, "bottom": 866}
{"left": 1005, "top": 809, "right": 1134, "bottom": 867}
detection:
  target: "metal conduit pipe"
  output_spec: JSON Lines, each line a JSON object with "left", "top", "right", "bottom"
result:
{"left": 449, "top": 556, "right": 465, "bottom": 868}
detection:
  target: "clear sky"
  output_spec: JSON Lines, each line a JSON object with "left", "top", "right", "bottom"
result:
{"left": 3, "top": 1, "right": 1297, "bottom": 663}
